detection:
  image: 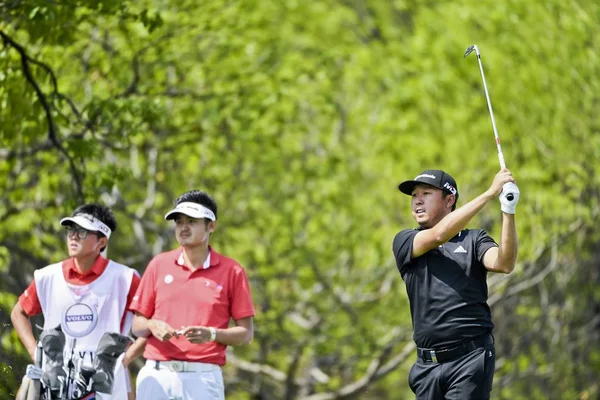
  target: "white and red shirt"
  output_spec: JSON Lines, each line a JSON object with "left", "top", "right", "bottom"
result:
{"left": 20, "top": 256, "right": 140, "bottom": 332}
{"left": 18, "top": 256, "right": 140, "bottom": 398}
{"left": 130, "top": 247, "right": 255, "bottom": 365}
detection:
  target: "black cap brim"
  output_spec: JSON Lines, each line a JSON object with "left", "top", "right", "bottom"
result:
{"left": 398, "top": 180, "right": 457, "bottom": 199}
{"left": 398, "top": 180, "right": 421, "bottom": 195}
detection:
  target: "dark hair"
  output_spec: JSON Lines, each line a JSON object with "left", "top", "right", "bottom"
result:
{"left": 71, "top": 203, "right": 117, "bottom": 238}
{"left": 175, "top": 190, "right": 218, "bottom": 220}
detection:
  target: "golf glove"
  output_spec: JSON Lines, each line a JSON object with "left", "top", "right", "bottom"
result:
{"left": 500, "top": 182, "right": 520, "bottom": 214}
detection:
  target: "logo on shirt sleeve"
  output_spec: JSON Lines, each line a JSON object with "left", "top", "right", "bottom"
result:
{"left": 453, "top": 245, "right": 467, "bottom": 253}
{"left": 164, "top": 275, "right": 174, "bottom": 284}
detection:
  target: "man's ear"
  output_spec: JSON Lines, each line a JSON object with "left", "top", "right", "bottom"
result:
{"left": 446, "top": 194, "right": 456, "bottom": 209}
{"left": 97, "top": 236, "right": 108, "bottom": 251}
{"left": 209, "top": 221, "right": 216, "bottom": 233}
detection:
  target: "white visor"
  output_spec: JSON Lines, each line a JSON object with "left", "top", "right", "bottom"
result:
{"left": 60, "top": 214, "right": 112, "bottom": 238}
{"left": 164, "top": 202, "right": 216, "bottom": 221}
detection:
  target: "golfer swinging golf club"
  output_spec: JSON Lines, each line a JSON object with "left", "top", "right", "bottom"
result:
{"left": 393, "top": 168, "right": 520, "bottom": 399}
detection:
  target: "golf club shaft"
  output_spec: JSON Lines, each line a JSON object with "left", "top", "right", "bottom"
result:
{"left": 474, "top": 50, "right": 506, "bottom": 170}
{"left": 466, "top": 45, "right": 514, "bottom": 201}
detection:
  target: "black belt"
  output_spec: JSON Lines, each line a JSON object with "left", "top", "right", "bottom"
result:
{"left": 417, "top": 334, "right": 494, "bottom": 363}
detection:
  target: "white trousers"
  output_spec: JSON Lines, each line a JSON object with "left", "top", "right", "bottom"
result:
{"left": 136, "top": 360, "right": 225, "bottom": 400}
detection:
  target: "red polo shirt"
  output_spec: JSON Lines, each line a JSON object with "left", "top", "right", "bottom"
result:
{"left": 130, "top": 247, "right": 255, "bottom": 365}
{"left": 19, "top": 256, "right": 140, "bottom": 331}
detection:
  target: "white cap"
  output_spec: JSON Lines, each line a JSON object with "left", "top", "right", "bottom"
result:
{"left": 60, "top": 214, "right": 112, "bottom": 238}
{"left": 164, "top": 202, "right": 216, "bottom": 221}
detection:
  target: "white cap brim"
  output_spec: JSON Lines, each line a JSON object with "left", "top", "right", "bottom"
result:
{"left": 164, "top": 202, "right": 216, "bottom": 221}
{"left": 60, "top": 214, "right": 112, "bottom": 238}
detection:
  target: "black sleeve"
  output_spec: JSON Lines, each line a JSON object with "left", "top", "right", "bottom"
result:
{"left": 392, "top": 229, "right": 419, "bottom": 274}
{"left": 475, "top": 229, "right": 499, "bottom": 265}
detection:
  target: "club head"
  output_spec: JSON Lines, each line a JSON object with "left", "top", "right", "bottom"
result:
{"left": 463, "top": 44, "right": 479, "bottom": 58}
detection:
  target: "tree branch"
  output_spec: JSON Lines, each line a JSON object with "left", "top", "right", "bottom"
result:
{"left": 488, "top": 217, "right": 586, "bottom": 308}
{"left": 488, "top": 241, "right": 558, "bottom": 308}
{"left": 116, "top": 32, "right": 175, "bottom": 98}
{"left": 0, "top": 141, "right": 56, "bottom": 160}
{"left": 0, "top": 29, "right": 85, "bottom": 202}
{"left": 285, "top": 340, "right": 310, "bottom": 399}
{"left": 301, "top": 340, "right": 415, "bottom": 400}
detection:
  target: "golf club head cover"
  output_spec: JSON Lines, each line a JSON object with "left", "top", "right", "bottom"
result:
{"left": 41, "top": 365, "right": 66, "bottom": 392}
{"left": 91, "top": 332, "right": 132, "bottom": 393}
{"left": 39, "top": 325, "right": 67, "bottom": 390}
{"left": 500, "top": 182, "right": 520, "bottom": 214}
{"left": 74, "top": 365, "right": 96, "bottom": 396}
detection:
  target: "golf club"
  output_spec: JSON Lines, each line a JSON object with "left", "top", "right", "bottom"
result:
{"left": 464, "top": 44, "right": 514, "bottom": 201}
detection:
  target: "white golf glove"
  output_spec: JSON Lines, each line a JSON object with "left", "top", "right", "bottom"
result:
{"left": 499, "top": 182, "right": 520, "bottom": 214}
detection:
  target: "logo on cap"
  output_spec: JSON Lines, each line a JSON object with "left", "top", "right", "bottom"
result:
{"left": 443, "top": 182, "right": 457, "bottom": 195}
{"left": 415, "top": 173, "right": 436, "bottom": 180}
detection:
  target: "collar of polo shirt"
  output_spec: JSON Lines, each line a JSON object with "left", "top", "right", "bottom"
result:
{"left": 177, "top": 251, "right": 211, "bottom": 269}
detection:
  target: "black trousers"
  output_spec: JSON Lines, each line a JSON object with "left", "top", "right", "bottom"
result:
{"left": 408, "top": 340, "right": 495, "bottom": 400}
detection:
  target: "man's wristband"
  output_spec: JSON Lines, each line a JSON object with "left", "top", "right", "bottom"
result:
{"left": 209, "top": 327, "right": 217, "bottom": 342}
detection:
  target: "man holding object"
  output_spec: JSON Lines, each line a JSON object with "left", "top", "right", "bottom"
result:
{"left": 393, "top": 168, "right": 520, "bottom": 400}
{"left": 131, "top": 190, "right": 255, "bottom": 399}
{"left": 11, "top": 203, "right": 144, "bottom": 399}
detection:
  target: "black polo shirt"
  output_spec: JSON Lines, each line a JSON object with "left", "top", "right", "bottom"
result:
{"left": 393, "top": 228, "right": 498, "bottom": 349}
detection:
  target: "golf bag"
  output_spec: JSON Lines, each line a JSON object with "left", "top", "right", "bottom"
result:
{"left": 17, "top": 325, "right": 132, "bottom": 400}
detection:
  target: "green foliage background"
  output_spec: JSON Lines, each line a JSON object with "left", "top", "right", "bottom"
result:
{"left": 1, "top": 1, "right": 599, "bottom": 399}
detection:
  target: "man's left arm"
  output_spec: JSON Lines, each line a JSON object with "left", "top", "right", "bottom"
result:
{"left": 217, "top": 317, "right": 253, "bottom": 345}
{"left": 483, "top": 213, "right": 518, "bottom": 274}
{"left": 181, "top": 317, "right": 253, "bottom": 346}
{"left": 182, "top": 264, "right": 255, "bottom": 345}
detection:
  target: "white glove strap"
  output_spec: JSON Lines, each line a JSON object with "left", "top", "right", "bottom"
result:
{"left": 209, "top": 327, "right": 217, "bottom": 342}
{"left": 500, "top": 182, "right": 519, "bottom": 214}
{"left": 501, "top": 202, "right": 516, "bottom": 214}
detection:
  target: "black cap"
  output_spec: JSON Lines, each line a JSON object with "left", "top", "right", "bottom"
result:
{"left": 398, "top": 169, "right": 459, "bottom": 200}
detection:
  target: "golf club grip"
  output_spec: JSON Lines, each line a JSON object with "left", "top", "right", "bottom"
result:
{"left": 506, "top": 193, "right": 514, "bottom": 201}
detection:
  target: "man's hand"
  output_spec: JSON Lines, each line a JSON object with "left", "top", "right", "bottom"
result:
{"left": 179, "top": 326, "right": 215, "bottom": 344}
{"left": 148, "top": 320, "right": 178, "bottom": 342}
{"left": 487, "top": 168, "right": 516, "bottom": 197}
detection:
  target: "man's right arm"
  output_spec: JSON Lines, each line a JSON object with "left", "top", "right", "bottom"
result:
{"left": 412, "top": 169, "right": 516, "bottom": 258}
{"left": 10, "top": 302, "right": 37, "bottom": 361}
{"left": 130, "top": 259, "right": 157, "bottom": 339}
{"left": 11, "top": 280, "right": 42, "bottom": 362}
{"left": 130, "top": 260, "right": 178, "bottom": 341}
{"left": 132, "top": 313, "right": 178, "bottom": 341}
{"left": 132, "top": 313, "right": 152, "bottom": 338}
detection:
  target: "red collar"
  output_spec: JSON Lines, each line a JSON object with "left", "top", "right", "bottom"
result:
{"left": 63, "top": 255, "right": 109, "bottom": 282}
